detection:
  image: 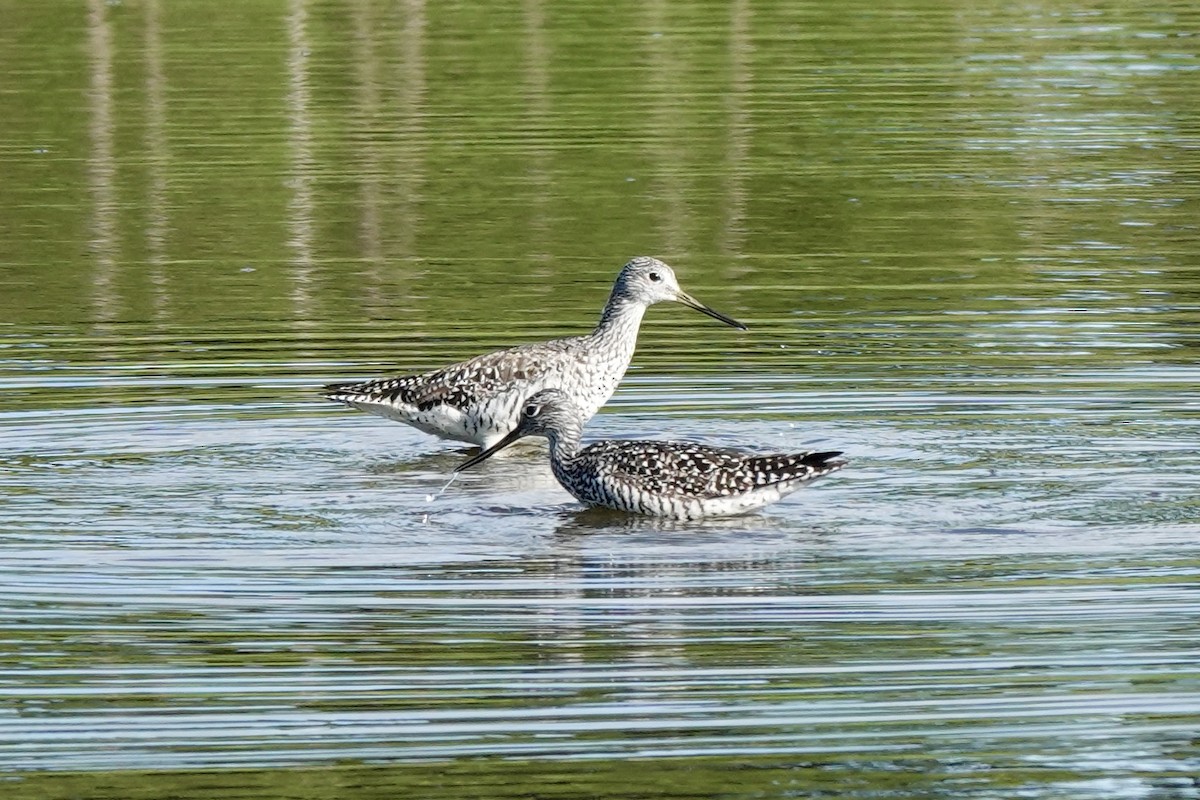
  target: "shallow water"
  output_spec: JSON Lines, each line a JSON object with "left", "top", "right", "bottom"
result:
{"left": 2, "top": 0, "right": 1200, "bottom": 796}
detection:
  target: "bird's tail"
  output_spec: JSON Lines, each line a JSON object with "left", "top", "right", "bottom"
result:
{"left": 742, "top": 450, "right": 848, "bottom": 486}
{"left": 800, "top": 450, "right": 846, "bottom": 470}
{"left": 323, "top": 380, "right": 368, "bottom": 401}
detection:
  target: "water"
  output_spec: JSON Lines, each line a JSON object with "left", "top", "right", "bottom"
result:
{"left": 2, "top": 0, "right": 1200, "bottom": 796}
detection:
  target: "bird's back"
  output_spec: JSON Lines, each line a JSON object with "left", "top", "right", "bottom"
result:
{"left": 325, "top": 334, "right": 616, "bottom": 446}
{"left": 557, "top": 440, "right": 845, "bottom": 518}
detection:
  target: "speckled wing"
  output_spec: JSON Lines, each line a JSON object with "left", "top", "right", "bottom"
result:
{"left": 735, "top": 451, "right": 846, "bottom": 491}
{"left": 582, "top": 441, "right": 845, "bottom": 499}
{"left": 326, "top": 339, "right": 580, "bottom": 411}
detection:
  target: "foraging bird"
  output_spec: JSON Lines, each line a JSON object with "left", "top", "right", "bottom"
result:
{"left": 456, "top": 389, "right": 847, "bottom": 519}
{"left": 324, "top": 257, "right": 745, "bottom": 448}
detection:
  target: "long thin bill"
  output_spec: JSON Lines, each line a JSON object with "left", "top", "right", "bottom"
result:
{"left": 676, "top": 291, "right": 748, "bottom": 331}
{"left": 455, "top": 428, "right": 525, "bottom": 472}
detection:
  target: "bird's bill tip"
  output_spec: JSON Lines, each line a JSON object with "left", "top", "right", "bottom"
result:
{"left": 675, "top": 291, "right": 747, "bottom": 331}
{"left": 454, "top": 429, "right": 524, "bottom": 472}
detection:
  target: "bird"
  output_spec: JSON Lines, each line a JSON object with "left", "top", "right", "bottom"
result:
{"left": 324, "top": 257, "right": 746, "bottom": 448}
{"left": 456, "top": 388, "right": 848, "bottom": 519}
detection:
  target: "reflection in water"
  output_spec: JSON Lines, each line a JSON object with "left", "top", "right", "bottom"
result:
{"left": 436, "top": 446, "right": 563, "bottom": 495}
{"left": 359, "top": 446, "right": 474, "bottom": 475}
{"left": 86, "top": 0, "right": 118, "bottom": 323}
{"left": 348, "top": 0, "right": 428, "bottom": 314}
{"left": 144, "top": 0, "right": 171, "bottom": 320}
{"left": 351, "top": 0, "right": 385, "bottom": 287}
{"left": 523, "top": 0, "right": 552, "bottom": 267}
{"left": 286, "top": 0, "right": 315, "bottom": 313}
{"left": 721, "top": 0, "right": 751, "bottom": 260}
{"left": 391, "top": 0, "right": 426, "bottom": 263}
{"left": 646, "top": 0, "right": 689, "bottom": 255}
{"left": 3, "top": 0, "right": 1200, "bottom": 794}
{"left": 552, "top": 505, "right": 785, "bottom": 538}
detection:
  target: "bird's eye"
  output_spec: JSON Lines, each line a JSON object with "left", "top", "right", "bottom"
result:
{"left": 524, "top": 404, "right": 540, "bottom": 417}
{"left": 648, "top": 272, "right": 662, "bottom": 282}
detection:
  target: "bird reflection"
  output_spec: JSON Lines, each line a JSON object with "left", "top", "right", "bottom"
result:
{"left": 551, "top": 506, "right": 776, "bottom": 537}
{"left": 366, "top": 442, "right": 561, "bottom": 501}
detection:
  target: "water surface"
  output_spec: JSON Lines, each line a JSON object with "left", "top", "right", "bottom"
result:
{"left": 1, "top": 0, "right": 1199, "bottom": 797}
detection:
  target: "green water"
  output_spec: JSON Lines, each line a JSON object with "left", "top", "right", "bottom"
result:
{"left": 2, "top": 0, "right": 1199, "bottom": 797}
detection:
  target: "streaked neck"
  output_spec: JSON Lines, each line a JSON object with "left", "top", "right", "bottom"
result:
{"left": 546, "top": 423, "right": 584, "bottom": 463}
{"left": 591, "top": 295, "right": 646, "bottom": 351}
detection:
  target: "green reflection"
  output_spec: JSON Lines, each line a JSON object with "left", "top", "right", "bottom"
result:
{"left": 1, "top": 0, "right": 1199, "bottom": 794}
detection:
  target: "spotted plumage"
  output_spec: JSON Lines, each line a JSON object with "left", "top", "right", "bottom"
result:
{"left": 324, "top": 257, "right": 745, "bottom": 448}
{"left": 457, "top": 389, "right": 848, "bottom": 519}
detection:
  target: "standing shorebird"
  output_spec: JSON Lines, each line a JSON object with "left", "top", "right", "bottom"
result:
{"left": 456, "top": 389, "right": 847, "bottom": 519}
{"left": 324, "top": 257, "right": 745, "bottom": 447}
